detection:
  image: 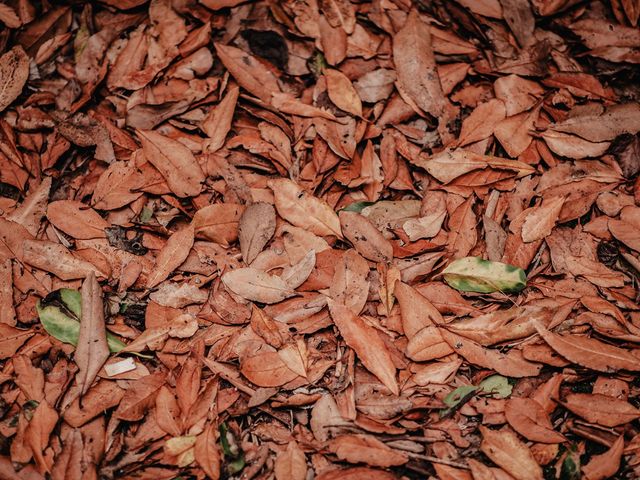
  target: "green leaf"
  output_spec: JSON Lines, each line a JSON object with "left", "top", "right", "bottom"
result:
{"left": 442, "top": 257, "right": 527, "bottom": 293}
{"left": 478, "top": 375, "right": 512, "bottom": 398}
{"left": 341, "top": 201, "right": 375, "bottom": 213}
{"left": 443, "top": 385, "right": 477, "bottom": 408}
{"left": 219, "top": 422, "right": 245, "bottom": 474}
{"left": 37, "top": 289, "right": 126, "bottom": 353}
{"left": 560, "top": 444, "right": 581, "bottom": 480}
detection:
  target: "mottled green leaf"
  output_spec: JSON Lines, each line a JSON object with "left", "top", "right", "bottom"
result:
{"left": 37, "top": 289, "right": 126, "bottom": 353}
{"left": 478, "top": 375, "right": 512, "bottom": 398}
{"left": 341, "top": 201, "right": 375, "bottom": 213}
{"left": 442, "top": 257, "right": 526, "bottom": 293}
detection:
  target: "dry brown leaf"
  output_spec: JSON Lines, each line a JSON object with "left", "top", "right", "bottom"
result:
{"left": 0, "top": 260, "right": 16, "bottom": 326}
{"left": 201, "top": 85, "right": 239, "bottom": 152}
{"left": 393, "top": 10, "right": 447, "bottom": 123}
{"left": 193, "top": 204, "right": 244, "bottom": 246}
{"left": 0, "top": 46, "right": 29, "bottom": 112}
{"left": 241, "top": 348, "right": 299, "bottom": 387}
{"left": 24, "top": 400, "right": 58, "bottom": 474}
{"left": 329, "top": 249, "right": 369, "bottom": 315}
{"left": 274, "top": 441, "right": 307, "bottom": 480}
{"left": 22, "top": 240, "right": 105, "bottom": 280}
{"left": 222, "top": 267, "right": 295, "bottom": 304}
{"left": 47, "top": 200, "right": 109, "bottom": 240}
{"left": 534, "top": 321, "right": 640, "bottom": 372}
{"left": 136, "top": 129, "right": 205, "bottom": 198}
{"left": 480, "top": 426, "right": 543, "bottom": 480}
{"left": 91, "top": 161, "right": 144, "bottom": 210}
{"left": 239, "top": 202, "right": 276, "bottom": 264}
{"left": 504, "top": 397, "right": 565, "bottom": 443}
{"left": 457, "top": 99, "right": 506, "bottom": 147}
{"left": 447, "top": 195, "right": 477, "bottom": 259}
{"left": 268, "top": 178, "right": 341, "bottom": 237}
{"left": 548, "top": 103, "right": 640, "bottom": 143}
{"left": 214, "top": 43, "right": 280, "bottom": 102}
{"left": 521, "top": 197, "right": 565, "bottom": 243}
{"left": 560, "top": 393, "right": 640, "bottom": 427}
{"left": 582, "top": 435, "right": 624, "bottom": 480}
{"left": 75, "top": 272, "right": 109, "bottom": 396}
{"left": 440, "top": 328, "right": 542, "bottom": 377}
{"left": 195, "top": 423, "right": 221, "bottom": 480}
{"left": 325, "top": 68, "right": 362, "bottom": 117}
{"left": 328, "top": 300, "right": 398, "bottom": 395}
{"left": 329, "top": 434, "right": 408, "bottom": 467}
{"left": 339, "top": 210, "right": 392, "bottom": 262}
{"left": 114, "top": 372, "right": 167, "bottom": 422}
{"left": 271, "top": 92, "right": 337, "bottom": 120}
{"left": 147, "top": 224, "right": 195, "bottom": 289}
{"left": 7, "top": 177, "right": 51, "bottom": 236}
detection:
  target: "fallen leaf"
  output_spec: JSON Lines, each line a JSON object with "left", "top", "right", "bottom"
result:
{"left": 325, "top": 68, "right": 362, "bottom": 117}
{"left": 560, "top": 393, "right": 640, "bottom": 427}
{"left": 339, "top": 210, "right": 392, "bottom": 262}
{"left": 136, "top": 129, "right": 205, "bottom": 198}
{"left": 274, "top": 441, "right": 307, "bottom": 480}
{"left": 222, "top": 267, "right": 296, "bottom": 304}
{"left": 147, "top": 224, "right": 195, "bottom": 289}
{"left": 582, "top": 435, "right": 624, "bottom": 480}
{"left": 328, "top": 300, "right": 398, "bottom": 395}
{"left": 505, "top": 397, "right": 566, "bottom": 443}
{"left": 75, "top": 272, "right": 109, "bottom": 396}
{"left": 268, "top": 178, "right": 342, "bottom": 237}
{"left": 534, "top": 322, "right": 640, "bottom": 372}
{"left": 0, "top": 46, "right": 29, "bottom": 112}
{"left": 239, "top": 202, "right": 276, "bottom": 264}
{"left": 329, "top": 434, "right": 408, "bottom": 467}
{"left": 480, "top": 426, "right": 543, "bottom": 480}
{"left": 47, "top": 200, "right": 109, "bottom": 239}
{"left": 443, "top": 257, "right": 527, "bottom": 293}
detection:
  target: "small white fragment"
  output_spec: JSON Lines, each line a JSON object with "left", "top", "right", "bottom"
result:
{"left": 104, "top": 358, "right": 136, "bottom": 377}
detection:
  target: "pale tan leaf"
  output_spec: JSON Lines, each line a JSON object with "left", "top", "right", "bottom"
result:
{"left": 0, "top": 260, "right": 16, "bottom": 326}
{"left": 147, "top": 224, "right": 195, "bottom": 289}
{"left": 319, "top": 0, "right": 356, "bottom": 33}
{"left": 325, "top": 69, "right": 362, "bottom": 117}
{"left": 329, "top": 249, "right": 370, "bottom": 315}
{"left": 136, "top": 129, "right": 205, "bottom": 198}
{"left": 328, "top": 300, "right": 398, "bottom": 395}
{"left": 75, "top": 272, "right": 109, "bottom": 396}
{"left": 24, "top": 400, "right": 58, "bottom": 474}
{"left": 0, "top": 46, "right": 29, "bottom": 112}
{"left": 7, "top": 177, "right": 51, "bottom": 236}
{"left": 47, "top": 200, "right": 109, "bottom": 239}
{"left": 22, "top": 240, "right": 105, "bottom": 280}
{"left": 480, "top": 426, "right": 543, "bottom": 480}
{"left": 222, "top": 267, "right": 296, "bottom": 304}
{"left": 239, "top": 202, "right": 276, "bottom": 264}
{"left": 281, "top": 250, "right": 316, "bottom": 289}
{"left": 521, "top": 197, "right": 565, "bottom": 243}
{"left": 268, "top": 178, "right": 342, "bottom": 237}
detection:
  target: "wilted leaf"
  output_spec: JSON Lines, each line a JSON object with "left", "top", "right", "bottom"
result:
{"left": 136, "top": 130, "right": 205, "bottom": 198}
{"left": 328, "top": 300, "right": 398, "bottom": 395}
{"left": 222, "top": 268, "right": 296, "bottom": 304}
{"left": 239, "top": 203, "right": 276, "bottom": 264}
{"left": 268, "top": 178, "right": 341, "bottom": 237}
{"left": 505, "top": 397, "right": 565, "bottom": 443}
{"left": 147, "top": 224, "right": 195, "bottom": 289}
{"left": 559, "top": 393, "right": 640, "bottom": 427}
{"left": 75, "top": 272, "right": 109, "bottom": 395}
{"left": 480, "top": 426, "right": 543, "bottom": 480}
{"left": 325, "top": 68, "right": 362, "bottom": 117}
{"left": 0, "top": 46, "right": 29, "bottom": 112}
{"left": 443, "top": 257, "right": 527, "bottom": 293}
{"left": 329, "top": 434, "right": 408, "bottom": 467}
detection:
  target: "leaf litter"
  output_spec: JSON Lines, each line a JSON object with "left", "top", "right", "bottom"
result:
{"left": 1, "top": 0, "right": 640, "bottom": 479}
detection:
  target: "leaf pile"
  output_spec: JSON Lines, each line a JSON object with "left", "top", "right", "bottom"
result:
{"left": 1, "top": 0, "right": 640, "bottom": 479}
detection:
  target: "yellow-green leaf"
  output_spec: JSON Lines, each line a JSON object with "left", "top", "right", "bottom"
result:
{"left": 442, "top": 257, "right": 526, "bottom": 293}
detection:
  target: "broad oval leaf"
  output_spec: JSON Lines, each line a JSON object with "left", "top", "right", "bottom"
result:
{"left": 0, "top": 46, "right": 29, "bottom": 112}
{"left": 222, "top": 267, "right": 296, "bottom": 304}
{"left": 443, "top": 257, "right": 527, "bottom": 293}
